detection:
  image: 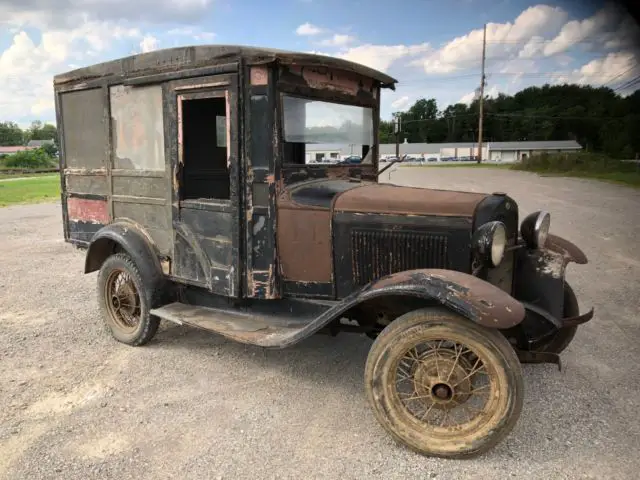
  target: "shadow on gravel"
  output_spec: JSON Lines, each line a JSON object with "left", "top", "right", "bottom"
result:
{"left": 145, "top": 322, "right": 620, "bottom": 465}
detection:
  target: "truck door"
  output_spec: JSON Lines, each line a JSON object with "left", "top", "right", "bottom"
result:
{"left": 168, "top": 73, "right": 242, "bottom": 298}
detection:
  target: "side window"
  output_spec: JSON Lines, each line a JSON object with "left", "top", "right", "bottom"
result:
{"left": 179, "top": 93, "right": 230, "bottom": 201}
{"left": 110, "top": 85, "right": 164, "bottom": 171}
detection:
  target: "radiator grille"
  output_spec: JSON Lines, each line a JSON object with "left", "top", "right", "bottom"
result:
{"left": 351, "top": 229, "right": 449, "bottom": 286}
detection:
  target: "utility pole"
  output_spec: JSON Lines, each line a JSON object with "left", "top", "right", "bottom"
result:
{"left": 394, "top": 114, "right": 401, "bottom": 159}
{"left": 477, "top": 23, "right": 487, "bottom": 164}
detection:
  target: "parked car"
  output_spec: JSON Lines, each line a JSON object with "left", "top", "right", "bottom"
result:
{"left": 55, "top": 45, "right": 593, "bottom": 459}
{"left": 340, "top": 155, "right": 362, "bottom": 164}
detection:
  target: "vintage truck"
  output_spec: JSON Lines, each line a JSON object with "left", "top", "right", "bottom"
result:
{"left": 54, "top": 45, "right": 593, "bottom": 458}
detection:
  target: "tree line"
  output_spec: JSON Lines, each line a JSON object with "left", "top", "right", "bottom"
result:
{"left": 0, "top": 121, "right": 58, "bottom": 147}
{"left": 380, "top": 84, "right": 640, "bottom": 159}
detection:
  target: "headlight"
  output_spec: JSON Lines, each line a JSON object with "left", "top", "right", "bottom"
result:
{"left": 472, "top": 221, "right": 507, "bottom": 268}
{"left": 520, "top": 211, "right": 551, "bottom": 249}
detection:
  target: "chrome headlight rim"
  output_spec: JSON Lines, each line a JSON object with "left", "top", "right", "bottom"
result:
{"left": 490, "top": 222, "right": 507, "bottom": 267}
{"left": 472, "top": 220, "right": 507, "bottom": 268}
{"left": 521, "top": 210, "right": 551, "bottom": 249}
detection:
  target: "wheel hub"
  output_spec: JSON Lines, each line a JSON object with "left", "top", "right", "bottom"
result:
{"left": 413, "top": 350, "right": 473, "bottom": 409}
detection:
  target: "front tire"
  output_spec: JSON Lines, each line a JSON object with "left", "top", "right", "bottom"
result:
{"left": 97, "top": 253, "right": 160, "bottom": 346}
{"left": 534, "top": 282, "right": 579, "bottom": 354}
{"left": 364, "top": 307, "right": 523, "bottom": 458}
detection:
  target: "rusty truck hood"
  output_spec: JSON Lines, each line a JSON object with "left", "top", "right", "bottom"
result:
{"left": 278, "top": 179, "right": 489, "bottom": 216}
{"left": 332, "top": 182, "right": 489, "bottom": 217}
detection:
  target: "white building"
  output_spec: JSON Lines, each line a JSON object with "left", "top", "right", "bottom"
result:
{"left": 378, "top": 140, "right": 582, "bottom": 163}
{"left": 302, "top": 140, "right": 582, "bottom": 164}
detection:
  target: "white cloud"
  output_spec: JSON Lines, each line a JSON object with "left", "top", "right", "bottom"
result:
{"left": 0, "top": 0, "right": 213, "bottom": 30}
{"left": 0, "top": 23, "right": 142, "bottom": 122}
{"left": 140, "top": 35, "right": 159, "bottom": 53}
{"left": 336, "top": 43, "right": 431, "bottom": 72}
{"left": 554, "top": 51, "right": 637, "bottom": 87}
{"left": 543, "top": 5, "right": 618, "bottom": 57}
{"left": 391, "top": 96, "right": 410, "bottom": 110}
{"left": 168, "top": 27, "right": 216, "bottom": 42}
{"left": 458, "top": 90, "right": 478, "bottom": 105}
{"left": 296, "top": 22, "right": 323, "bottom": 36}
{"left": 458, "top": 85, "right": 501, "bottom": 105}
{"left": 414, "top": 5, "right": 568, "bottom": 74}
{"left": 319, "top": 34, "right": 356, "bottom": 47}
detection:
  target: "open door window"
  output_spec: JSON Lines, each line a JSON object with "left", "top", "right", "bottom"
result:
{"left": 169, "top": 74, "right": 241, "bottom": 297}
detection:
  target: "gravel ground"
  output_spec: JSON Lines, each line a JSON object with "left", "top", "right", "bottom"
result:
{"left": 1, "top": 168, "right": 639, "bottom": 479}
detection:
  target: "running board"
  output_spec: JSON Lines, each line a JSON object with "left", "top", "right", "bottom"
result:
{"left": 150, "top": 302, "right": 320, "bottom": 348}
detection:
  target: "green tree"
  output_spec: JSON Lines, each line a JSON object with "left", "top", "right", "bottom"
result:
{"left": 0, "top": 121, "right": 25, "bottom": 146}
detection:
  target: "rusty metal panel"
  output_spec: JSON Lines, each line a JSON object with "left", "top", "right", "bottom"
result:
{"left": 112, "top": 176, "right": 166, "bottom": 199}
{"left": 112, "top": 201, "right": 171, "bottom": 254}
{"left": 367, "top": 269, "right": 526, "bottom": 329}
{"left": 179, "top": 208, "right": 233, "bottom": 267}
{"left": 334, "top": 183, "right": 488, "bottom": 217}
{"left": 277, "top": 208, "right": 332, "bottom": 283}
{"left": 250, "top": 66, "right": 269, "bottom": 86}
{"left": 67, "top": 197, "right": 109, "bottom": 224}
{"left": 110, "top": 84, "right": 165, "bottom": 171}
{"left": 252, "top": 184, "right": 269, "bottom": 206}
{"left": 66, "top": 175, "right": 108, "bottom": 195}
{"left": 60, "top": 89, "right": 107, "bottom": 169}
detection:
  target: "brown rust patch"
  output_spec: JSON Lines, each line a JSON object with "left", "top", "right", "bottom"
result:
{"left": 287, "top": 65, "right": 373, "bottom": 96}
{"left": 368, "top": 269, "right": 525, "bottom": 329}
{"left": 277, "top": 208, "right": 332, "bottom": 283}
{"left": 334, "top": 184, "right": 488, "bottom": 217}
{"left": 68, "top": 197, "right": 109, "bottom": 224}
{"left": 546, "top": 234, "right": 588, "bottom": 265}
{"left": 250, "top": 66, "right": 269, "bottom": 86}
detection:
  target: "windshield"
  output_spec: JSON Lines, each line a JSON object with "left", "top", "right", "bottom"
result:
{"left": 282, "top": 95, "right": 374, "bottom": 165}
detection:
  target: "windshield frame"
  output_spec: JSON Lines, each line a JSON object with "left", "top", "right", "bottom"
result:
{"left": 277, "top": 88, "right": 380, "bottom": 171}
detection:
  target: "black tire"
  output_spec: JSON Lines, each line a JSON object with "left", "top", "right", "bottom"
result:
{"left": 97, "top": 253, "right": 161, "bottom": 346}
{"left": 365, "top": 307, "right": 523, "bottom": 458}
{"left": 535, "top": 283, "right": 579, "bottom": 354}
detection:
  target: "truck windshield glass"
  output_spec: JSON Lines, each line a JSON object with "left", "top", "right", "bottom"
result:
{"left": 282, "top": 95, "right": 374, "bottom": 165}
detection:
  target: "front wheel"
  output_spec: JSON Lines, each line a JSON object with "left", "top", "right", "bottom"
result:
{"left": 364, "top": 307, "right": 523, "bottom": 458}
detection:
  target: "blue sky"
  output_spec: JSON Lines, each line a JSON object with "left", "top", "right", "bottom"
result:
{"left": 0, "top": 0, "right": 638, "bottom": 126}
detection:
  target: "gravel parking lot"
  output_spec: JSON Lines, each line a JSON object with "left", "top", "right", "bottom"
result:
{"left": 1, "top": 167, "right": 639, "bottom": 479}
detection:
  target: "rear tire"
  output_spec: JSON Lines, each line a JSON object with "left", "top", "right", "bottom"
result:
{"left": 364, "top": 307, "right": 523, "bottom": 458}
{"left": 97, "top": 253, "right": 160, "bottom": 346}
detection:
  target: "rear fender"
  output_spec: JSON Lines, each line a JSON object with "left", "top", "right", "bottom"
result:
{"left": 84, "top": 221, "right": 165, "bottom": 290}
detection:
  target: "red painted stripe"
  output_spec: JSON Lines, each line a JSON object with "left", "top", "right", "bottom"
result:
{"left": 67, "top": 197, "right": 109, "bottom": 224}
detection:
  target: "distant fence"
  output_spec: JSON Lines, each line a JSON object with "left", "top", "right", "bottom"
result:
{"left": 0, "top": 168, "right": 60, "bottom": 175}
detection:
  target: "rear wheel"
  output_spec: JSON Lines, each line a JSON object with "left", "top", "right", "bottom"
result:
{"left": 365, "top": 307, "right": 523, "bottom": 458}
{"left": 97, "top": 253, "right": 160, "bottom": 346}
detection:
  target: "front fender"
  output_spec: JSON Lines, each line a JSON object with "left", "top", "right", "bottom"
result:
{"left": 360, "top": 269, "right": 526, "bottom": 329}
{"left": 546, "top": 234, "right": 588, "bottom": 266}
{"left": 273, "top": 269, "right": 525, "bottom": 348}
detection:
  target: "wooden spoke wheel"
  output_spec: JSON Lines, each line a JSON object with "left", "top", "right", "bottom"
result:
{"left": 365, "top": 307, "right": 523, "bottom": 458}
{"left": 97, "top": 253, "right": 160, "bottom": 346}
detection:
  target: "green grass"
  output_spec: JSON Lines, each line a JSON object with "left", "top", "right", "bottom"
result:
{"left": 536, "top": 170, "right": 640, "bottom": 187}
{"left": 0, "top": 175, "right": 60, "bottom": 207}
{"left": 0, "top": 172, "right": 57, "bottom": 180}
{"left": 511, "top": 152, "right": 640, "bottom": 188}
